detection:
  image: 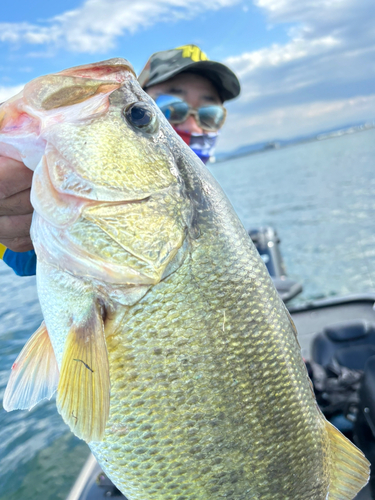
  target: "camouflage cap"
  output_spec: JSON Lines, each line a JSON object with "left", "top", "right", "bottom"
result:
{"left": 138, "top": 45, "right": 240, "bottom": 102}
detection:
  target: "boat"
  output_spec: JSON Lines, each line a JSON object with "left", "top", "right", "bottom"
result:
{"left": 66, "top": 228, "right": 375, "bottom": 500}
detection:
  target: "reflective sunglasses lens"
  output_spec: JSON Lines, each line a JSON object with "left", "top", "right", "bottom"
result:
{"left": 168, "top": 101, "right": 190, "bottom": 123}
{"left": 155, "top": 95, "right": 189, "bottom": 123}
{"left": 198, "top": 106, "right": 226, "bottom": 131}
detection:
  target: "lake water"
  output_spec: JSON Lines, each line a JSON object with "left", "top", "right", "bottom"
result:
{"left": 0, "top": 128, "right": 374, "bottom": 499}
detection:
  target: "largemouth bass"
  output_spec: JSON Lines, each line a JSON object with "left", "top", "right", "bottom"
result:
{"left": 0, "top": 59, "right": 369, "bottom": 500}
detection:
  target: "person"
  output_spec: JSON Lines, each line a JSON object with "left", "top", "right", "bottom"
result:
{"left": 139, "top": 45, "right": 240, "bottom": 164}
{"left": 0, "top": 45, "right": 240, "bottom": 276}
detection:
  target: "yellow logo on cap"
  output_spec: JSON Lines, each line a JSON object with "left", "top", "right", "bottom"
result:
{"left": 176, "top": 45, "right": 209, "bottom": 62}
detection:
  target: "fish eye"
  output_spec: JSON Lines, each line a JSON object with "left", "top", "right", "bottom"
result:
{"left": 124, "top": 102, "right": 158, "bottom": 134}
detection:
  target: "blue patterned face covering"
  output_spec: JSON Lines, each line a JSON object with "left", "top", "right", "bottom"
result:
{"left": 172, "top": 128, "right": 219, "bottom": 164}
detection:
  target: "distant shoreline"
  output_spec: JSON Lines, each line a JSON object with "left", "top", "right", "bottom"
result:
{"left": 213, "top": 121, "right": 375, "bottom": 164}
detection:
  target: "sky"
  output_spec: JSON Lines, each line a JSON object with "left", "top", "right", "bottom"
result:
{"left": 1, "top": 0, "right": 374, "bottom": 153}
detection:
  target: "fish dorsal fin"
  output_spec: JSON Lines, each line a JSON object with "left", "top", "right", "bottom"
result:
{"left": 325, "top": 419, "right": 369, "bottom": 499}
{"left": 3, "top": 322, "right": 59, "bottom": 411}
{"left": 56, "top": 305, "right": 110, "bottom": 443}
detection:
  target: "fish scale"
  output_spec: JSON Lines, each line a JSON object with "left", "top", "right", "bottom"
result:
{"left": 86, "top": 225, "right": 327, "bottom": 499}
{"left": 0, "top": 58, "right": 369, "bottom": 500}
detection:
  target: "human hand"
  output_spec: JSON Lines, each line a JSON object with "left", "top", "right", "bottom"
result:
{"left": 0, "top": 157, "right": 34, "bottom": 252}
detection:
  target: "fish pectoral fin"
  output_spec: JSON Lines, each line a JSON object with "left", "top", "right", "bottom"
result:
{"left": 326, "top": 419, "right": 370, "bottom": 499}
{"left": 3, "top": 321, "right": 59, "bottom": 411}
{"left": 56, "top": 305, "right": 110, "bottom": 443}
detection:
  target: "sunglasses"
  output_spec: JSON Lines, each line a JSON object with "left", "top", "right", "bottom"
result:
{"left": 155, "top": 95, "right": 226, "bottom": 132}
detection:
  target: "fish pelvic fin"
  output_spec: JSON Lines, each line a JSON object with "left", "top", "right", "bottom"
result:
{"left": 3, "top": 321, "right": 59, "bottom": 411}
{"left": 326, "top": 419, "right": 370, "bottom": 499}
{"left": 56, "top": 304, "right": 110, "bottom": 443}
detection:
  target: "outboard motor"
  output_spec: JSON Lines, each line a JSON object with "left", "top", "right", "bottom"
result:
{"left": 248, "top": 227, "right": 285, "bottom": 277}
{"left": 249, "top": 227, "right": 302, "bottom": 302}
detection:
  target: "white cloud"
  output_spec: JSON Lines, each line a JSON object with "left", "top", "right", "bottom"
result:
{"left": 2, "top": 0, "right": 374, "bottom": 152}
{"left": 217, "top": 0, "right": 375, "bottom": 151}
{"left": 0, "top": 0, "right": 241, "bottom": 53}
{"left": 226, "top": 36, "right": 339, "bottom": 77}
{"left": 219, "top": 94, "right": 375, "bottom": 150}
{"left": 0, "top": 85, "right": 24, "bottom": 103}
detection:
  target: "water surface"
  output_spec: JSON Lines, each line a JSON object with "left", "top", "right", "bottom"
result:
{"left": 210, "top": 129, "right": 375, "bottom": 302}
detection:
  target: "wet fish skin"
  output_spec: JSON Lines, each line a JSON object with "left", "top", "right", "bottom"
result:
{"left": 0, "top": 59, "right": 370, "bottom": 500}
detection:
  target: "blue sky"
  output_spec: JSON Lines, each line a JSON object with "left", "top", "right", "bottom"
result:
{"left": 1, "top": 0, "right": 375, "bottom": 153}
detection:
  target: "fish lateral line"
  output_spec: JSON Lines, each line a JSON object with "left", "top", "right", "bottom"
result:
{"left": 73, "top": 358, "right": 94, "bottom": 373}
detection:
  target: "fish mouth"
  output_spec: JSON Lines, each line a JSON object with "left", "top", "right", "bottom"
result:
{"left": 48, "top": 141, "right": 156, "bottom": 202}
{"left": 31, "top": 149, "right": 153, "bottom": 229}
{"left": 31, "top": 157, "right": 156, "bottom": 285}
{"left": 31, "top": 184, "right": 189, "bottom": 288}
{"left": 31, "top": 146, "right": 190, "bottom": 288}
{"left": 86, "top": 196, "right": 151, "bottom": 209}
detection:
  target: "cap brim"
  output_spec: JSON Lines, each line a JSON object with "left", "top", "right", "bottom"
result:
{"left": 144, "top": 60, "right": 240, "bottom": 102}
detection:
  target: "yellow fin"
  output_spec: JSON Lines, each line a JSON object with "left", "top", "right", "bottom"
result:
{"left": 326, "top": 419, "right": 370, "bottom": 499}
{"left": 56, "top": 305, "right": 110, "bottom": 443}
{"left": 3, "top": 322, "right": 59, "bottom": 411}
